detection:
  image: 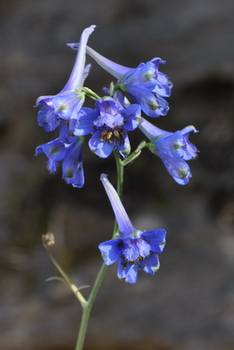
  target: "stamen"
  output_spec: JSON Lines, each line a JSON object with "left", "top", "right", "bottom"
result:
{"left": 113, "top": 130, "right": 120, "bottom": 138}
{"left": 100, "top": 127, "right": 124, "bottom": 143}
{"left": 100, "top": 130, "right": 108, "bottom": 141}
{"left": 101, "top": 130, "right": 108, "bottom": 136}
{"left": 106, "top": 131, "right": 113, "bottom": 140}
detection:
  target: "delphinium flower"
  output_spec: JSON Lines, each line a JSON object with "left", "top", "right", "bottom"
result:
{"left": 73, "top": 97, "right": 141, "bottom": 158}
{"left": 35, "top": 25, "right": 96, "bottom": 187}
{"left": 70, "top": 44, "right": 173, "bottom": 118}
{"left": 139, "top": 117, "right": 198, "bottom": 185}
{"left": 35, "top": 131, "right": 84, "bottom": 188}
{"left": 35, "top": 25, "right": 96, "bottom": 132}
{"left": 98, "top": 174, "right": 167, "bottom": 284}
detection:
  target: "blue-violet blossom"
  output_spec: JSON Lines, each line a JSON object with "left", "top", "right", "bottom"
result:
{"left": 35, "top": 134, "right": 84, "bottom": 188}
{"left": 98, "top": 174, "right": 167, "bottom": 284}
{"left": 35, "top": 25, "right": 96, "bottom": 132}
{"left": 139, "top": 117, "right": 198, "bottom": 185}
{"left": 73, "top": 97, "right": 141, "bottom": 158}
{"left": 74, "top": 45, "right": 173, "bottom": 118}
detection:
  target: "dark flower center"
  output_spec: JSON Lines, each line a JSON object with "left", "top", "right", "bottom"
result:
{"left": 100, "top": 126, "right": 124, "bottom": 144}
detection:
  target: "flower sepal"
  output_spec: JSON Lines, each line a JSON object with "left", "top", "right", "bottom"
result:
{"left": 139, "top": 117, "right": 198, "bottom": 185}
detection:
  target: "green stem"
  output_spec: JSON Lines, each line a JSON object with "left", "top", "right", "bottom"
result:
{"left": 75, "top": 262, "right": 108, "bottom": 350}
{"left": 48, "top": 252, "right": 87, "bottom": 305}
{"left": 75, "top": 150, "right": 124, "bottom": 350}
{"left": 82, "top": 87, "right": 101, "bottom": 100}
{"left": 114, "top": 149, "right": 124, "bottom": 199}
{"left": 121, "top": 140, "right": 147, "bottom": 166}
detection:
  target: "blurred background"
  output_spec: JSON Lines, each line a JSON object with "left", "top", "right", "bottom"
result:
{"left": 1, "top": 0, "right": 234, "bottom": 349}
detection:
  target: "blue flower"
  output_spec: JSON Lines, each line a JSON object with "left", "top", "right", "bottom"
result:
{"left": 73, "top": 97, "right": 141, "bottom": 158}
{"left": 139, "top": 117, "right": 198, "bottom": 185}
{"left": 79, "top": 45, "right": 172, "bottom": 118}
{"left": 98, "top": 174, "right": 167, "bottom": 284}
{"left": 35, "top": 136, "right": 84, "bottom": 188}
{"left": 35, "top": 25, "right": 96, "bottom": 132}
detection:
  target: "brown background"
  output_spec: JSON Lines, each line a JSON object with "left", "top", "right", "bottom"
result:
{"left": 1, "top": 0, "right": 234, "bottom": 349}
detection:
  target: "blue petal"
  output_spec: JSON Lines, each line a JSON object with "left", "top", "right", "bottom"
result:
{"left": 122, "top": 238, "right": 151, "bottom": 261}
{"left": 95, "top": 98, "right": 124, "bottom": 128}
{"left": 98, "top": 238, "right": 123, "bottom": 265}
{"left": 180, "top": 125, "right": 198, "bottom": 160}
{"left": 70, "top": 165, "right": 84, "bottom": 188}
{"left": 154, "top": 96, "right": 170, "bottom": 116}
{"left": 117, "top": 258, "right": 138, "bottom": 284}
{"left": 122, "top": 238, "right": 139, "bottom": 261}
{"left": 159, "top": 153, "right": 192, "bottom": 185}
{"left": 141, "top": 229, "right": 167, "bottom": 253}
{"left": 153, "top": 71, "right": 173, "bottom": 97}
{"left": 124, "top": 104, "right": 141, "bottom": 131}
{"left": 73, "top": 107, "right": 98, "bottom": 136}
{"left": 153, "top": 127, "right": 198, "bottom": 161}
{"left": 47, "top": 158, "right": 59, "bottom": 173}
{"left": 36, "top": 91, "right": 84, "bottom": 131}
{"left": 112, "top": 89, "right": 125, "bottom": 106}
{"left": 89, "top": 131, "right": 114, "bottom": 158}
{"left": 126, "top": 85, "right": 169, "bottom": 118}
{"left": 59, "top": 120, "right": 70, "bottom": 138}
{"left": 138, "top": 253, "right": 160, "bottom": 275}
{"left": 155, "top": 131, "right": 185, "bottom": 158}
{"left": 151, "top": 57, "right": 166, "bottom": 70}
{"left": 135, "top": 238, "right": 151, "bottom": 258}
{"left": 62, "top": 138, "right": 84, "bottom": 188}
{"left": 35, "top": 138, "right": 67, "bottom": 161}
{"left": 122, "top": 61, "right": 157, "bottom": 90}
{"left": 37, "top": 104, "right": 59, "bottom": 132}
{"left": 35, "top": 138, "right": 68, "bottom": 173}
{"left": 116, "top": 131, "right": 131, "bottom": 158}
{"left": 52, "top": 90, "right": 84, "bottom": 120}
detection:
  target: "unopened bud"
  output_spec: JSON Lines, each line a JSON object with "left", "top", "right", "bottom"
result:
{"left": 42, "top": 232, "right": 55, "bottom": 248}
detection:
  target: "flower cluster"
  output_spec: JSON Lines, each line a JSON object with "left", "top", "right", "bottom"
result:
{"left": 35, "top": 25, "right": 198, "bottom": 283}
{"left": 35, "top": 25, "right": 197, "bottom": 187}
{"left": 99, "top": 174, "right": 166, "bottom": 283}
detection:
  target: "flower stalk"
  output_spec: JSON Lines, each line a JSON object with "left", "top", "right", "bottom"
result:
{"left": 75, "top": 262, "right": 107, "bottom": 350}
{"left": 75, "top": 151, "right": 124, "bottom": 350}
{"left": 42, "top": 233, "right": 87, "bottom": 306}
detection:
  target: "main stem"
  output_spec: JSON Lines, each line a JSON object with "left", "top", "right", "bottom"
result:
{"left": 75, "top": 263, "right": 107, "bottom": 350}
{"left": 75, "top": 151, "right": 124, "bottom": 350}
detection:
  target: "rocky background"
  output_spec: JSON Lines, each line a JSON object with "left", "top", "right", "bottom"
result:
{"left": 1, "top": 0, "right": 234, "bottom": 349}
